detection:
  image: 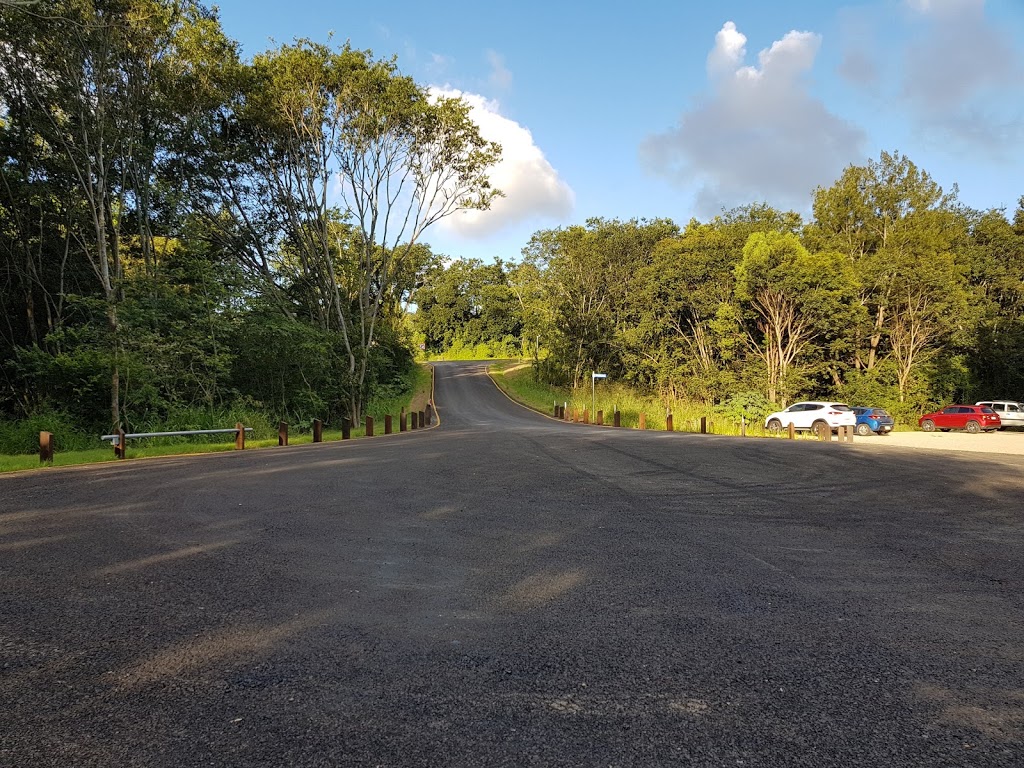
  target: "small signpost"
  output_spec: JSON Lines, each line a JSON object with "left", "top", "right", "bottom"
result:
{"left": 592, "top": 372, "right": 607, "bottom": 419}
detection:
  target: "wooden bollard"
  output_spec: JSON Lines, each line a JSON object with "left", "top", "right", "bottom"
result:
{"left": 418, "top": 410, "right": 425, "bottom": 428}
{"left": 613, "top": 410, "right": 621, "bottom": 428}
{"left": 740, "top": 418, "right": 746, "bottom": 437}
{"left": 278, "top": 421, "right": 288, "bottom": 446}
{"left": 342, "top": 416, "right": 351, "bottom": 440}
{"left": 365, "top": 415, "right": 374, "bottom": 437}
{"left": 818, "top": 423, "right": 831, "bottom": 442}
{"left": 384, "top": 414, "right": 393, "bottom": 435}
{"left": 639, "top": 413, "right": 646, "bottom": 430}
{"left": 843, "top": 425, "right": 854, "bottom": 443}
{"left": 235, "top": 422, "right": 245, "bottom": 450}
{"left": 410, "top": 411, "right": 417, "bottom": 430}
{"left": 583, "top": 409, "right": 590, "bottom": 425}
{"left": 573, "top": 409, "right": 579, "bottom": 423}
{"left": 39, "top": 431, "right": 54, "bottom": 464}
{"left": 554, "top": 401, "right": 559, "bottom": 417}
{"left": 400, "top": 407, "right": 407, "bottom": 432}
{"left": 313, "top": 419, "right": 323, "bottom": 443}
{"left": 425, "top": 403, "right": 433, "bottom": 425}
{"left": 596, "top": 410, "right": 603, "bottom": 426}
{"left": 666, "top": 414, "right": 673, "bottom": 432}
{"left": 700, "top": 416, "right": 707, "bottom": 434}
{"left": 788, "top": 423, "right": 796, "bottom": 439}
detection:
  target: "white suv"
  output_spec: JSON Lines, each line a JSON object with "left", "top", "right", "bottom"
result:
{"left": 975, "top": 401, "right": 1024, "bottom": 429}
{"left": 765, "top": 401, "right": 857, "bottom": 434}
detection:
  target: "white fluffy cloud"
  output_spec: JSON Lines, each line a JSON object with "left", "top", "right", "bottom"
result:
{"left": 430, "top": 87, "right": 575, "bottom": 239}
{"left": 900, "top": 0, "right": 1023, "bottom": 150}
{"left": 641, "top": 22, "right": 865, "bottom": 217}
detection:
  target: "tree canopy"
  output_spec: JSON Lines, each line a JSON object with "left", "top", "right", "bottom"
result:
{"left": 0, "top": 0, "right": 501, "bottom": 444}
{"left": 1, "top": 3, "right": 1021, "bottom": 446}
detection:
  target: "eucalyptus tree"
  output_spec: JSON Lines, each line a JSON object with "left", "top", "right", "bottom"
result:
{"left": 334, "top": 62, "right": 502, "bottom": 418}
{"left": 806, "top": 151, "right": 965, "bottom": 395}
{"left": 625, "top": 205, "right": 799, "bottom": 402}
{"left": 521, "top": 218, "right": 677, "bottom": 389}
{"left": 627, "top": 220, "right": 740, "bottom": 402}
{"left": 965, "top": 199, "right": 1024, "bottom": 399}
{"left": 734, "top": 232, "right": 858, "bottom": 404}
{"left": 221, "top": 40, "right": 501, "bottom": 420}
{"left": 0, "top": 0, "right": 229, "bottom": 428}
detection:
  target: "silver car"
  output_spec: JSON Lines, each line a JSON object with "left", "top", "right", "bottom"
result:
{"left": 975, "top": 401, "right": 1024, "bottom": 429}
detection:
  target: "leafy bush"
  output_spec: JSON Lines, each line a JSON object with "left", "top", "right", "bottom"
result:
{"left": 713, "top": 391, "right": 774, "bottom": 425}
{"left": 0, "top": 409, "right": 94, "bottom": 454}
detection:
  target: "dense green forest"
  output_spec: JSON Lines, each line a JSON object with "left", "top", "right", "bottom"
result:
{"left": 0, "top": 0, "right": 499, "bottom": 451}
{"left": 414, "top": 154, "right": 1024, "bottom": 424}
{"left": 3, "top": 3, "right": 1022, "bottom": 453}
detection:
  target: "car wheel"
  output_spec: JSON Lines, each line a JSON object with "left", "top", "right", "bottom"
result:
{"left": 811, "top": 419, "right": 829, "bottom": 437}
{"left": 921, "top": 419, "right": 935, "bottom": 432}
{"left": 855, "top": 423, "right": 872, "bottom": 437}
{"left": 766, "top": 419, "right": 782, "bottom": 434}
{"left": 965, "top": 420, "right": 981, "bottom": 434}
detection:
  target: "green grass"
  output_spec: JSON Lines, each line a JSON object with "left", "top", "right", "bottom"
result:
{"left": 489, "top": 360, "right": 827, "bottom": 440}
{"left": 1, "top": 363, "right": 435, "bottom": 474}
{"left": 368, "top": 362, "right": 433, "bottom": 418}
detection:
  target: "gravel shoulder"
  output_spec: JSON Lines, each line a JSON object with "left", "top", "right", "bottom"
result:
{"left": 845, "top": 428, "right": 1024, "bottom": 456}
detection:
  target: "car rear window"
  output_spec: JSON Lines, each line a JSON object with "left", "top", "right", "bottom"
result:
{"left": 981, "top": 407, "right": 995, "bottom": 414}
{"left": 872, "top": 409, "right": 890, "bottom": 417}
{"left": 830, "top": 404, "right": 851, "bottom": 411}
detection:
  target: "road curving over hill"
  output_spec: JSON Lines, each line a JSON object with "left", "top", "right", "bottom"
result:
{"left": 2, "top": 361, "right": 1023, "bottom": 767}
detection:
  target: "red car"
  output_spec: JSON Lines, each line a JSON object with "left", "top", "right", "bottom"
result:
{"left": 919, "top": 405, "right": 1001, "bottom": 433}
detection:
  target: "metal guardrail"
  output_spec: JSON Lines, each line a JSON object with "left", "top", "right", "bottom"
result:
{"left": 100, "top": 425, "right": 255, "bottom": 459}
{"left": 100, "top": 428, "right": 253, "bottom": 446}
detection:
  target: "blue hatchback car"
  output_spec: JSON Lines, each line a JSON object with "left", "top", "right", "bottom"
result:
{"left": 852, "top": 406, "right": 894, "bottom": 436}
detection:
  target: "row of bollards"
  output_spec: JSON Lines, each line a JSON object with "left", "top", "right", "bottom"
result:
{"left": 38, "top": 402, "right": 436, "bottom": 464}
{"left": 549, "top": 401, "right": 856, "bottom": 445}
{"left": 278, "top": 403, "right": 434, "bottom": 445}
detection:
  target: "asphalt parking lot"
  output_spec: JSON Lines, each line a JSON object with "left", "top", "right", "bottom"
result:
{"left": 2, "top": 362, "right": 1022, "bottom": 767}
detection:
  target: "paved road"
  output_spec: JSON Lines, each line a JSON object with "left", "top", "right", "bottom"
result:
{"left": 2, "top": 361, "right": 1023, "bottom": 767}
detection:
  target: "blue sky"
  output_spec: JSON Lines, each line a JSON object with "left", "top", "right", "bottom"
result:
{"left": 214, "top": 0, "right": 1024, "bottom": 263}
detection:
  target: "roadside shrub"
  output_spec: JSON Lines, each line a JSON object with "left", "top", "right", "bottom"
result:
{"left": 0, "top": 409, "right": 94, "bottom": 454}
{"left": 714, "top": 391, "right": 774, "bottom": 425}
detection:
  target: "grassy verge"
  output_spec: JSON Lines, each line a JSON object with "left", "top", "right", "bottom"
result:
{"left": 0, "top": 363, "right": 435, "bottom": 474}
{"left": 489, "top": 360, "right": 827, "bottom": 439}
{"left": 368, "top": 362, "right": 433, "bottom": 419}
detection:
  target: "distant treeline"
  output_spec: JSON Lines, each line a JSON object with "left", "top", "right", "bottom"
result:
{"left": 413, "top": 152, "right": 1024, "bottom": 423}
